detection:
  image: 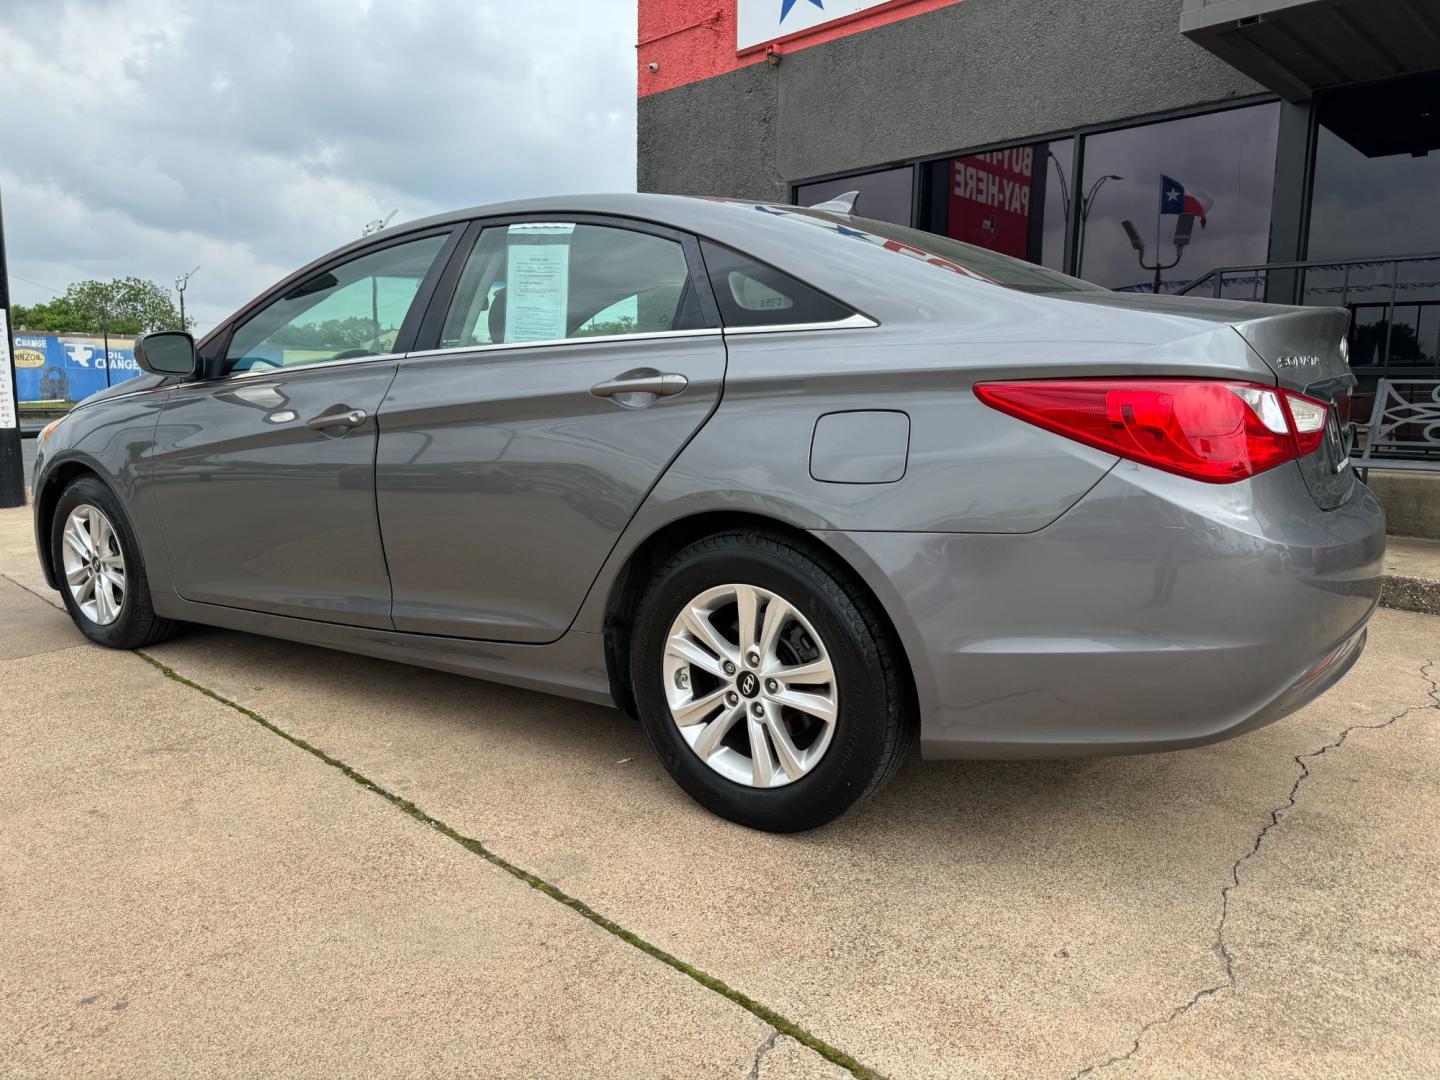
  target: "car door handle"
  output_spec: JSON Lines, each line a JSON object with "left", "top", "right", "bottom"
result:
{"left": 590, "top": 369, "right": 688, "bottom": 402}
{"left": 306, "top": 408, "right": 367, "bottom": 432}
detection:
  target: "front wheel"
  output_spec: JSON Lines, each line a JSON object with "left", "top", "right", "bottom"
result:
{"left": 630, "top": 529, "right": 912, "bottom": 832}
{"left": 51, "top": 476, "right": 178, "bottom": 650}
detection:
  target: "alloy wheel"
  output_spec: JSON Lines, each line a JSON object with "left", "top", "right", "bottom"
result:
{"left": 61, "top": 504, "right": 126, "bottom": 626}
{"left": 663, "top": 583, "right": 839, "bottom": 788}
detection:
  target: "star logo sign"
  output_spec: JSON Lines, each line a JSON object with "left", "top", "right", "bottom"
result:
{"left": 780, "top": 0, "right": 824, "bottom": 22}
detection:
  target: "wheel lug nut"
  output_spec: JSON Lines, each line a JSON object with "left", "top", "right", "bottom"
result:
{"left": 746, "top": 652, "right": 760, "bottom": 668}
{"left": 751, "top": 702, "right": 765, "bottom": 717}
{"left": 765, "top": 678, "right": 778, "bottom": 693}
{"left": 723, "top": 661, "right": 736, "bottom": 676}
{"left": 725, "top": 691, "right": 739, "bottom": 706}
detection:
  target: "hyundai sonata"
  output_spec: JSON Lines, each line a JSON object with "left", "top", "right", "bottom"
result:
{"left": 32, "top": 194, "right": 1385, "bottom": 831}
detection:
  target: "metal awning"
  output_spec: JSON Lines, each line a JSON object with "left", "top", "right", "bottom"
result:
{"left": 1181, "top": 0, "right": 1440, "bottom": 102}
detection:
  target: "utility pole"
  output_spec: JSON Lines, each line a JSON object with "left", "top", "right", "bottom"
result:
{"left": 175, "top": 266, "right": 199, "bottom": 329}
{"left": 0, "top": 188, "right": 26, "bottom": 508}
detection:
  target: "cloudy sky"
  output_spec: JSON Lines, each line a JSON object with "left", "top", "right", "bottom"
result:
{"left": 0, "top": 0, "right": 636, "bottom": 332}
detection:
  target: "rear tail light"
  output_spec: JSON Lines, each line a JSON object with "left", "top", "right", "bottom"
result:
{"left": 974, "top": 379, "right": 1331, "bottom": 484}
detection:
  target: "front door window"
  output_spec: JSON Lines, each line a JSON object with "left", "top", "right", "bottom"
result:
{"left": 223, "top": 234, "right": 449, "bottom": 375}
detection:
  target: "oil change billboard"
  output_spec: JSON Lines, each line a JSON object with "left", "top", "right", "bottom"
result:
{"left": 10, "top": 333, "right": 143, "bottom": 402}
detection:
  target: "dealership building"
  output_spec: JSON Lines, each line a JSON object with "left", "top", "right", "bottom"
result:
{"left": 638, "top": 0, "right": 1440, "bottom": 384}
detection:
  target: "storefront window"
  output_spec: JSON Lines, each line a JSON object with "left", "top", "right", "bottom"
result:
{"left": 1306, "top": 74, "right": 1440, "bottom": 370}
{"left": 794, "top": 166, "right": 914, "bottom": 227}
{"left": 1308, "top": 73, "right": 1440, "bottom": 261}
{"left": 918, "top": 139, "right": 1072, "bottom": 271}
{"left": 1077, "top": 104, "right": 1280, "bottom": 294}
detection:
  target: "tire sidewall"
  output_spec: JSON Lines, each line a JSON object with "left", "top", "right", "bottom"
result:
{"left": 632, "top": 536, "right": 894, "bottom": 831}
{"left": 51, "top": 478, "right": 151, "bottom": 648}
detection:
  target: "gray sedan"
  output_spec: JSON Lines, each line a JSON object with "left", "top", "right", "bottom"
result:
{"left": 31, "top": 194, "right": 1384, "bottom": 831}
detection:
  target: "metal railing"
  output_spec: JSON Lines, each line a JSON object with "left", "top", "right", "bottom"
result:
{"left": 1182, "top": 252, "right": 1440, "bottom": 300}
{"left": 1354, "top": 379, "right": 1440, "bottom": 476}
{"left": 1180, "top": 253, "right": 1440, "bottom": 371}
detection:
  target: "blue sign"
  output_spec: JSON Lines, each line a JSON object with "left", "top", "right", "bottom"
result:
{"left": 11, "top": 333, "right": 144, "bottom": 403}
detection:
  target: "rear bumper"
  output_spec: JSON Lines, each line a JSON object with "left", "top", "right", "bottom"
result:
{"left": 816, "top": 461, "right": 1386, "bottom": 759}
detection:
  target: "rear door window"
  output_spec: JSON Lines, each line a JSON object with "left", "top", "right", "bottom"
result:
{"left": 699, "top": 241, "right": 856, "bottom": 329}
{"left": 439, "top": 223, "right": 706, "bottom": 349}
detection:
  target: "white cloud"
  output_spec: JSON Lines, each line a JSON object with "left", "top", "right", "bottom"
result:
{"left": 0, "top": 0, "right": 637, "bottom": 331}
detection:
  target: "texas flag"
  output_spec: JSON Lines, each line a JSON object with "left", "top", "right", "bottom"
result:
{"left": 1160, "top": 175, "right": 1212, "bottom": 229}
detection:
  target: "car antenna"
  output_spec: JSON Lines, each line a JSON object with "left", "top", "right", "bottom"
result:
{"left": 807, "top": 190, "right": 860, "bottom": 214}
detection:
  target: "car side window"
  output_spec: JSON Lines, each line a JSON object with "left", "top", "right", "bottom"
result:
{"left": 222, "top": 234, "right": 449, "bottom": 376}
{"left": 439, "top": 223, "right": 703, "bottom": 349}
{"left": 699, "top": 241, "right": 855, "bottom": 328}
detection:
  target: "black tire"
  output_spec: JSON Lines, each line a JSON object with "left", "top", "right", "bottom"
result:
{"left": 50, "top": 476, "right": 178, "bottom": 650}
{"left": 630, "top": 528, "right": 912, "bottom": 832}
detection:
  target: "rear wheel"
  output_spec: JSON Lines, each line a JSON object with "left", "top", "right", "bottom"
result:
{"left": 631, "top": 529, "right": 911, "bottom": 832}
{"left": 51, "top": 476, "right": 178, "bottom": 650}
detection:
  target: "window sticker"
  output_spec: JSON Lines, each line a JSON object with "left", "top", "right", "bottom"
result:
{"left": 506, "top": 224, "right": 575, "bottom": 343}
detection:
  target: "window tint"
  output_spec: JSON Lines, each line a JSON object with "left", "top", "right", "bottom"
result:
{"left": 440, "top": 223, "right": 701, "bottom": 349}
{"left": 223, "top": 234, "right": 447, "bottom": 376}
{"left": 794, "top": 211, "right": 1098, "bottom": 295}
{"left": 699, "top": 241, "right": 854, "bottom": 328}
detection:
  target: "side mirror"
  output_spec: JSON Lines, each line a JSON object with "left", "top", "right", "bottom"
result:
{"left": 135, "top": 330, "right": 198, "bottom": 377}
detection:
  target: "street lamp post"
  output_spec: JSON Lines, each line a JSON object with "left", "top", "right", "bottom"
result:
{"left": 175, "top": 266, "right": 200, "bottom": 330}
{"left": 1075, "top": 174, "right": 1123, "bottom": 273}
{"left": 102, "top": 305, "right": 111, "bottom": 389}
{"left": 1122, "top": 214, "right": 1197, "bottom": 294}
{"left": 1046, "top": 157, "right": 1122, "bottom": 276}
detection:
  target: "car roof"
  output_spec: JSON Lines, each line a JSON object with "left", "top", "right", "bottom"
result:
{"left": 324, "top": 193, "right": 968, "bottom": 323}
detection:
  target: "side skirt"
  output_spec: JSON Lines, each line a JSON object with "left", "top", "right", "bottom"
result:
{"left": 151, "top": 593, "right": 616, "bottom": 708}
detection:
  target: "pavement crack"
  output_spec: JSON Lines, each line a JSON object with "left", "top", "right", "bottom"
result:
{"left": 132, "top": 650, "right": 885, "bottom": 1080}
{"left": 1067, "top": 659, "right": 1440, "bottom": 1080}
{"left": 750, "top": 1030, "right": 782, "bottom": 1080}
{"left": 1, "top": 571, "right": 64, "bottom": 611}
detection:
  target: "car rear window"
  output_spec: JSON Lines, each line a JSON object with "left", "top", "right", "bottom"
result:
{"left": 794, "top": 208, "right": 1103, "bottom": 296}
{"left": 700, "top": 241, "right": 855, "bottom": 328}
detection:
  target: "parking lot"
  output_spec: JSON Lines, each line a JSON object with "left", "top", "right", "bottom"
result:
{"left": 1, "top": 502, "right": 1437, "bottom": 1079}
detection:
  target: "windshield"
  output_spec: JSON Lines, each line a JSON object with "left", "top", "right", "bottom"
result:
{"left": 794, "top": 208, "right": 1104, "bottom": 296}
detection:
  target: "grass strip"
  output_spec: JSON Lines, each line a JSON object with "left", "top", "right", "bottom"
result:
{"left": 136, "top": 650, "right": 882, "bottom": 1080}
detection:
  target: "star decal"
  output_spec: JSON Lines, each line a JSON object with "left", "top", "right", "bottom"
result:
{"left": 831, "top": 224, "right": 870, "bottom": 241}
{"left": 780, "top": 0, "right": 824, "bottom": 22}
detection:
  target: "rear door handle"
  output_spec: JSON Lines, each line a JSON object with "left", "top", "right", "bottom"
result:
{"left": 306, "top": 408, "right": 367, "bottom": 432}
{"left": 590, "top": 369, "right": 688, "bottom": 403}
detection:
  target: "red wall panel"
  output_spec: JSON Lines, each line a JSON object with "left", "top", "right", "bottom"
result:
{"left": 638, "top": 0, "right": 965, "bottom": 97}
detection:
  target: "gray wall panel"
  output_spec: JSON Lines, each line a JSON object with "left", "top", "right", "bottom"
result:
{"left": 639, "top": 64, "right": 788, "bottom": 201}
{"left": 639, "top": 0, "right": 1263, "bottom": 199}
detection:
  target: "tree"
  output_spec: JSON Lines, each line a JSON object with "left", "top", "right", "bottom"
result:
{"left": 10, "top": 277, "right": 188, "bottom": 335}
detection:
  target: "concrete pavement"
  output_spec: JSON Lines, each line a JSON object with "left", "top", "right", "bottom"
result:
{"left": 2, "top": 502, "right": 1438, "bottom": 1078}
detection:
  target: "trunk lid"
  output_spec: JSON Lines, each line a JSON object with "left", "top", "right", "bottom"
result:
{"left": 1060, "top": 292, "right": 1356, "bottom": 509}
{"left": 1228, "top": 305, "right": 1355, "bottom": 510}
